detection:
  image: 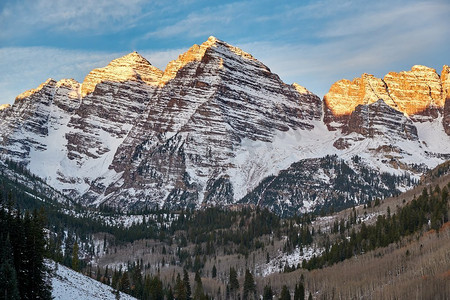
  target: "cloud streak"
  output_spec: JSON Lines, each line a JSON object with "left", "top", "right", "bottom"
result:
{"left": 240, "top": 1, "right": 450, "bottom": 97}
{"left": 0, "top": 0, "right": 448, "bottom": 103}
{"left": 0, "top": 46, "right": 183, "bottom": 104}
{"left": 0, "top": 0, "right": 148, "bottom": 39}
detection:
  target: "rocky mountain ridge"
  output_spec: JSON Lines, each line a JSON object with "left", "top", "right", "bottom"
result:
{"left": 0, "top": 36, "right": 448, "bottom": 214}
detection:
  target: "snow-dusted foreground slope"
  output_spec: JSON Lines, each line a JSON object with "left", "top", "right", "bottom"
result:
{"left": 49, "top": 262, "right": 136, "bottom": 300}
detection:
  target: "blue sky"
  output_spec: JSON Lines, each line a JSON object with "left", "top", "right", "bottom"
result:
{"left": 1, "top": 0, "right": 449, "bottom": 104}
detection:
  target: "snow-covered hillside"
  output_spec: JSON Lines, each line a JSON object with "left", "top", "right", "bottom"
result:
{"left": 49, "top": 262, "right": 136, "bottom": 300}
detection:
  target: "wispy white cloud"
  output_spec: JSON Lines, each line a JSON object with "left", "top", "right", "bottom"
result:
{"left": 0, "top": 0, "right": 149, "bottom": 38}
{"left": 239, "top": 1, "right": 450, "bottom": 97}
{"left": 141, "top": 1, "right": 255, "bottom": 40}
{"left": 0, "top": 47, "right": 182, "bottom": 104}
{"left": 0, "top": 0, "right": 448, "bottom": 103}
{"left": 318, "top": 1, "right": 450, "bottom": 38}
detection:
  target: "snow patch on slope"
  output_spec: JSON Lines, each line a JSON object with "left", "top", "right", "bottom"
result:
{"left": 229, "top": 120, "right": 338, "bottom": 200}
{"left": 49, "top": 261, "right": 136, "bottom": 300}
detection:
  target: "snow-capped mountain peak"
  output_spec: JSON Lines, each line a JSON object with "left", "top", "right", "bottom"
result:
{"left": 81, "top": 51, "right": 163, "bottom": 97}
{"left": 0, "top": 37, "right": 448, "bottom": 214}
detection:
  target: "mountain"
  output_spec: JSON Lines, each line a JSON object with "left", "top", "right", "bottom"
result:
{"left": 0, "top": 36, "right": 448, "bottom": 214}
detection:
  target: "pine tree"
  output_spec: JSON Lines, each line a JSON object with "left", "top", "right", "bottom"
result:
{"left": 25, "top": 209, "right": 52, "bottom": 299}
{"left": 175, "top": 273, "right": 187, "bottom": 300}
{"left": 212, "top": 264, "right": 217, "bottom": 278}
{"left": 119, "top": 271, "right": 131, "bottom": 294}
{"left": 72, "top": 241, "right": 80, "bottom": 272}
{"left": 243, "top": 269, "right": 256, "bottom": 300}
{"left": 229, "top": 267, "right": 239, "bottom": 298}
{"left": 0, "top": 235, "right": 20, "bottom": 300}
{"left": 308, "top": 292, "right": 312, "bottom": 300}
{"left": 112, "top": 268, "right": 120, "bottom": 290}
{"left": 193, "top": 271, "right": 205, "bottom": 300}
{"left": 280, "top": 285, "right": 291, "bottom": 300}
{"left": 183, "top": 269, "right": 192, "bottom": 300}
{"left": 294, "top": 282, "right": 305, "bottom": 300}
{"left": 167, "top": 286, "right": 175, "bottom": 300}
{"left": 263, "top": 284, "right": 274, "bottom": 300}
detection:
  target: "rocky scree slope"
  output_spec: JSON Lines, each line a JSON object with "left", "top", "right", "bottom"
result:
{"left": 0, "top": 36, "right": 448, "bottom": 213}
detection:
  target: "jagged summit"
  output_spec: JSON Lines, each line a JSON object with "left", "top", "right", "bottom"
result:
{"left": 0, "top": 104, "right": 11, "bottom": 111}
{"left": 160, "top": 36, "right": 256, "bottom": 84}
{"left": 325, "top": 65, "right": 448, "bottom": 120}
{"left": 0, "top": 36, "right": 448, "bottom": 214}
{"left": 80, "top": 51, "right": 163, "bottom": 97}
{"left": 292, "top": 83, "right": 313, "bottom": 95}
{"left": 15, "top": 78, "right": 56, "bottom": 101}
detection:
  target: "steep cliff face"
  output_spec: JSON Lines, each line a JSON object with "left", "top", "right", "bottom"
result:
{"left": 0, "top": 79, "right": 79, "bottom": 161}
{"left": 92, "top": 37, "right": 323, "bottom": 208}
{"left": 324, "top": 65, "right": 449, "bottom": 132}
{"left": 0, "top": 37, "right": 448, "bottom": 214}
{"left": 343, "top": 99, "right": 418, "bottom": 140}
{"left": 383, "top": 65, "right": 443, "bottom": 121}
{"left": 442, "top": 65, "right": 450, "bottom": 135}
{"left": 80, "top": 52, "right": 162, "bottom": 97}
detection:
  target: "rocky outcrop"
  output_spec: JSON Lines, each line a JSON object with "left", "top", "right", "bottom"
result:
{"left": 324, "top": 74, "right": 395, "bottom": 117}
{"left": 0, "top": 78, "right": 81, "bottom": 161}
{"left": 80, "top": 52, "right": 162, "bottom": 97}
{"left": 343, "top": 99, "right": 418, "bottom": 140}
{"left": 0, "top": 37, "right": 447, "bottom": 214}
{"left": 95, "top": 37, "right": 323, "bottom": 208}
{"left": 442, "top": 65, "right": 450, "bottom": 134}
{"left": 324, "top": 65, "right": 448, "bottom": 130}
{"left": 383, "top": 65, "right": 443, "bottom": 121}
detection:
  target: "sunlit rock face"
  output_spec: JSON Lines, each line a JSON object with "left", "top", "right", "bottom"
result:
{"left": 383, "top": 65, "right": 443, "bottom": 120}
{"left": 0, "top": 104, "right": 11, "bottom": 111}
{"left": 442, "top": 65, "right": 450, "bottom": 135}
{"left": 324, "top": 73, "right": 395, "bottom": 117}
{"left": 80, "top": 52, "right": 163, "bottom": 97}
{"left": 324, "top": 65, "right": 449, "bottom": 131}
{"left": 91, "top": 37, "right": 323, "bottom": 209}
{"left": 0, "top": 36, "right": 448, "bottom": 213}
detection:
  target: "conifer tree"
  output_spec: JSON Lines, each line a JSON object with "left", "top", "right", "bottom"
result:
{"left": 294, "top": 282, "right": 305, "bottom": 300}
{"left": 0, "top": 236, "right": 20, "bottom": 300}
{"left": 229, "top": 267, "right": 239, "bottom": 298}
{"left": 72, "top": 241, "right": 80, "bottom": 272}
{"left": 243, "top": 269, "right": 256, "bottom": 300}
{"left": 212, "top": 264, "right": 217, "bottom": 278}
{"left": 175, "top": 273, "right": 187, "bottom": 300}
{"left": 263, "top": 285, "right": 274, "bottom": 300}
{"left": 183, "top": 269, "right": 192, "bottom": 300}
{"left": 280, "top": 285, "right": 291, "bottom": 300}
{"left": 193, "top": 271, "right": 205, "bottom": 300}
{"left": 119, "top": 271, "right": 131, "bottom": 294}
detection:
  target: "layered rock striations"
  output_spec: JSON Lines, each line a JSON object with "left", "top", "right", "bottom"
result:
{"left": 0, "top": 37, "right": 448, "bottom": 214}
{"left": 81, "top": 52, "right": 162, "bottom": 97}
{"left": 92, "top": 37, "right": 323, "bottom": 208}
{"left": 324, "top": 65, "right": 450, "bottom": 134}
{"left": 442, "top": 65, "right": 450, "bottom": 134}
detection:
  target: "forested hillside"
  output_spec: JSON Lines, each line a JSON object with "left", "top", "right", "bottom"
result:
{"left": 0, "top": 160, "right": 449, "bottom": 299}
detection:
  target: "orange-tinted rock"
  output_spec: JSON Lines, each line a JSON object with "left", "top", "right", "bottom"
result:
{"left": 324, "top": 65, "right": 448, "bottom": 130}
{"left": 159, "top": 36, "right": 255, "bottom": 85}
{"left": 324, "top": 73, "right": 395, "bottom": 117}
{"left": 383, "top": 65, "right": 443, "bottom": 115}
{"left": 442, "top": 65, "right": 450, "bottom": 134}
{"left": 80, "top": 52, "right": 163, "bottom": 97}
